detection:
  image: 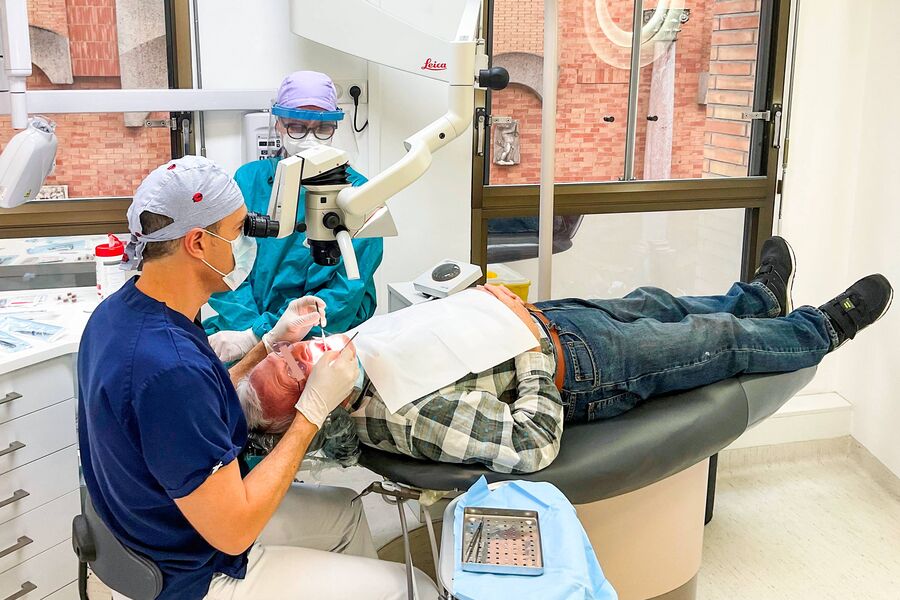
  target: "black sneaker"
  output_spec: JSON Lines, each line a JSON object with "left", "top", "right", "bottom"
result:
{"left": 819, "top": 274, "right": 893, "bottom": 349}
{"left": 751, "top": 236, "right": 796, "bottom": 316}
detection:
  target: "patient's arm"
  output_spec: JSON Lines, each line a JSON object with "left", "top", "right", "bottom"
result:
{"left": 356, "top": 342, "right": 563, "bottom": 474}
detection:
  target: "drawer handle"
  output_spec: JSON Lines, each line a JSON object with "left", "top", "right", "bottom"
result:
{"left": 3, "top": 582, "right": 36, "bottom": 600}
{"left": 0, "top": 393, "right": 22, "bottom": 406}
{"left": 0, "top": 536, "right": 32, "bottom": 560}
{"left": 0, "top": 490, "right": 28, "bottom": 509}
{"left": 0, "top": 442, "right": 25, "bottom": 458}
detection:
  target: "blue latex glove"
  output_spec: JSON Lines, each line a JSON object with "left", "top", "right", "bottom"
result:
{"left": 453, "top": 477, "right": 618, "bottom": 600}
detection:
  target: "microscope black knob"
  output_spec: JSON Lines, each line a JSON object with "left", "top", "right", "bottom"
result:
{"left": 322, "top": 212, "right": 342, "bottom": 230}
{"left": 478, "top": 67, "right": 510, "bottom": 91}
{"left": 295, "top": 222, "right": 307, "bottom": 233}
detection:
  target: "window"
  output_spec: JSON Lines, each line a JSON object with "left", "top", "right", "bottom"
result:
{"left": 486, "top": 0, "right": 768, "bottom": 184}
{"left": 0, "top": 0, "right": 177, "bottom": 201}
{"left": 473, "top": 0, "right": 788, "bottom": 285}
{"left": 0, "top": 0, "right": 192, "bottom": 290}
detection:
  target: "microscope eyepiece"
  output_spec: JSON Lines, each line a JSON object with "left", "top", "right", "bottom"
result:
{"left": 244, "top": 212, "right": 280, "bottom": 238}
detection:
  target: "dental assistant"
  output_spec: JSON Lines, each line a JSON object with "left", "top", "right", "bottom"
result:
{"left": 204, "top": 70, "right": 383, "bottom": 363}
{"left": 77, "top": 156, "right": 435, "bottom": 599}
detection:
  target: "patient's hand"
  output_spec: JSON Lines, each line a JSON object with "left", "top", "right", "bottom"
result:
{"left": 479, "top": 284, "right": 542, "bottom": 347}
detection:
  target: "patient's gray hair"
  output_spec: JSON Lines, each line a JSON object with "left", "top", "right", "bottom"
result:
{"left": 235, "top": 377, "right": 294, "bottom": 434}
{"left": 235, "top": 377, "right": 265, "bottom": 430}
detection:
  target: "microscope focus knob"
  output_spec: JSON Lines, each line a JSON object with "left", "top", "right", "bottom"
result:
{"left": 295, "top": 222, "right": 307, "bottom": 233}
{"left": 478, "top": 67, "right": 510, "bottom": 91}
{"left": 322, "top": 212, "right": 342, "bottom": 230}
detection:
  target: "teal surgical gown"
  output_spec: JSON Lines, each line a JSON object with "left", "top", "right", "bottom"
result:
{"left": 203, "top": 158, "right": 382, "bottom": 338}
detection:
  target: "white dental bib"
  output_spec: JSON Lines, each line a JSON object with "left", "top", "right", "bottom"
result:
{"left": 346, "top": 289, "right": 539, "bottom": 413}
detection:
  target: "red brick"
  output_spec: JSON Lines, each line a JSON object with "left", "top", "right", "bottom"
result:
{"left": 710, "top": 61, "right": 754, "bottom": 76}
{"left": 710, "top": 133, "right": 750, "bottom": 151}
{"left": 717, "top": 45, "right": 759, "bottom": 61}
{"left": 707, "top": 90, "right": 752, "bottom": 105}
{"left": 711, "top": 104, "right": 749, "bottom": 120}
{"left": 705, "top": 146, "right": 746, "bottom": 164}
{"left": 714, "top": 0, "right": 757, "bottom": 16}
{"left": 707, "top": 159, "right": 749, "bottom": 177}
{"left": 706, "top": 119, "right": 748, "bottom": 136}
{"left": 714, "top": 75, "right": 755, "bottom": 91}
{"left": 711, "top": 29, "right": 756, "bottom": 46}
{"left": 719, "top": 14, "right": 760, "bottom": 30}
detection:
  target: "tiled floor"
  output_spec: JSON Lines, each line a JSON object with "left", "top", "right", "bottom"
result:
{"left": 698, "top": 437, "right": 900, "bottom": 599}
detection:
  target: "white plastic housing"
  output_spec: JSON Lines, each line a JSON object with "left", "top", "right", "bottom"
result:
{"left": 0, "top": 117, "right": 57, "bottom": 208}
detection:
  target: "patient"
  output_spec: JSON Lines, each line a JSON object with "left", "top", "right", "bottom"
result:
{"left": 235, "top": 237, "right": 893, "bottom": 474}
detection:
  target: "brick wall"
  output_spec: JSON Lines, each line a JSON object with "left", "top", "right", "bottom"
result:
{"left": 0, "top": 66, "right": 170, "bottom": 197}
{"left": 66, "top": 0, "right": 120, "bottom": 77}
{"left": 28, "top": 0, "right": 69, "bottom": 37}
{"left": 0, "top": 0, "right": 171, "bottom": 199}
{"left": 702, "top": 0, "right": 760, "bottom": 177}
{"left": 490, "top": 0, "right": 759, "bottom": 184}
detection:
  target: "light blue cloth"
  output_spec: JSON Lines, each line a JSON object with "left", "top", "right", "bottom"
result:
{"left": 453, "top": 477, "right": 617, "bottom": 600}
{"left": 203, "top": 158, "right": 382, "bottom": 338}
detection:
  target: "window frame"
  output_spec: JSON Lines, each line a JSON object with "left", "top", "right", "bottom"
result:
{"left": 0, "top": 0, "right": 194, "bottom": 240}
{"left": 471, "top": 0, "right": 791, "bottom": 282}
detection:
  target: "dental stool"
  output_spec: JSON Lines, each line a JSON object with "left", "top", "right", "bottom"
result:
{"left": 359, "top": 368, "right": 816, "bottom": 600}
{"left": 72, "top": 491, "right": 162, "bottom": 600}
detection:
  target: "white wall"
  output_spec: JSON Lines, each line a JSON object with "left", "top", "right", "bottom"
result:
{"left": 781, "top": 0, "right": 900, "bottom": 474}
{"left": 194, "top": 0, "right": 472, "bottom": 309}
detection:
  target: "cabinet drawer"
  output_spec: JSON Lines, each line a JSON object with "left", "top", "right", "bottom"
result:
{"left": 0, "top": 541, "right": 77, "bottom": 600}
{"left": 0, "top": 447, "right": 78, "bottom": 526}
{"left": 0, "top": 358, "right": 75, "bottom": 426}
{"left": 0, "top": 491, "right": 79, "bottom": 574}
{"left": 43, "top": 582, "right": 77, "bottom": 600}
{"left": 0, "top": 401, "right": 76, "bottom": 477}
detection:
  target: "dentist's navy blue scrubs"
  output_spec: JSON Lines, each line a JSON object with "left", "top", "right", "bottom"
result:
{"left": 77, "top": 278, "right": 249, "bottom": 599}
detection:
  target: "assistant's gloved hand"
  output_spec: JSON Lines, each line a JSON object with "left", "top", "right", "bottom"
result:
{"left": 209, "top": 328, "right": 260, "bottom": 362}
{"left": 262, "top": 296, "right": 327, "bottom": 352}
{"left": 295, "top": 347, "right": 359, "bottom": 429}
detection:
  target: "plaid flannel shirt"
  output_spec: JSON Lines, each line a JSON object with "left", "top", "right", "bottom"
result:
{"left": 351, "top": 333, "right": 563, "bottom": 474}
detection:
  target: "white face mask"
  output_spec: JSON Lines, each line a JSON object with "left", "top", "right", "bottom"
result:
{"left": 282, "top": 135, "right": 333, "bottom": 157}
{"left": 202, "top": 229, "right": 257, "bottom": 291}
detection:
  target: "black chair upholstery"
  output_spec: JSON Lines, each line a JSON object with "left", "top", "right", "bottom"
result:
{"left": 359, "top": 369, "right": 816, "bottom": 505}
{"left": 486, "top": 215, "right": 584, "bottom": 263}
{"left": 72, "top": 491, "right": 163, "bottom": 600}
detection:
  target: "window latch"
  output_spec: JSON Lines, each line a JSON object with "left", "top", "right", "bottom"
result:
{"left": 741, "top": 110, "right": 771, "bottom": 121}
{"left": 475, "top": 108, "right": 513, "bottom": 157}
{"left": 144, "top": 118, "right": 178, "bottom": 129}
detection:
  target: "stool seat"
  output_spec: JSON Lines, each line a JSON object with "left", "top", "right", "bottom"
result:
{"left": 359, "top": 369, "right": 816, "bottom": 504}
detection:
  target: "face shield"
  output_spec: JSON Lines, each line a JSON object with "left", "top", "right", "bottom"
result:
{"left": 269, "top": 104, "right": 345, "bottom": 157}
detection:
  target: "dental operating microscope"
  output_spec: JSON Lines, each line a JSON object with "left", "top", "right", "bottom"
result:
{"left": 242, "top": 0, "right": 509, "bottom": 280}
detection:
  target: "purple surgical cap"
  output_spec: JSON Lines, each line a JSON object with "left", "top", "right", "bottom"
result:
{"left": 275, "top": 71, "right": 338, "bottom": 112}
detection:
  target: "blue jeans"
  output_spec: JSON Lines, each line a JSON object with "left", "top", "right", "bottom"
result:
{"left": 535, "top": 283, "right": 838, "bottom": 423}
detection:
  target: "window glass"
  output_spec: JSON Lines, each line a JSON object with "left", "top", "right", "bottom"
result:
{"left": 0, "top": 0, "right": 173, "bottom": 199}
{"left": 488, "top": 0, "right": 764, "bottom": 183}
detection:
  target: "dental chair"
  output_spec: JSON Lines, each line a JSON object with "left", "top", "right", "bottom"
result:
{"left": 71, "top": 490, "right": 162, "bottom": 600}
{"left": 359, "top": 368, "right": 816, "bottom": 600}
{"left": 486, "top": 215, "right": 583, "bottom": 263}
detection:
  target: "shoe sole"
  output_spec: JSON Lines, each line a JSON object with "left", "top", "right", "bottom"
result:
{"left": 782, "top": 238, "right": 796, "bottom": 315}
{"left": 873, "top": 284, "right": 894, "bottom": 324}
